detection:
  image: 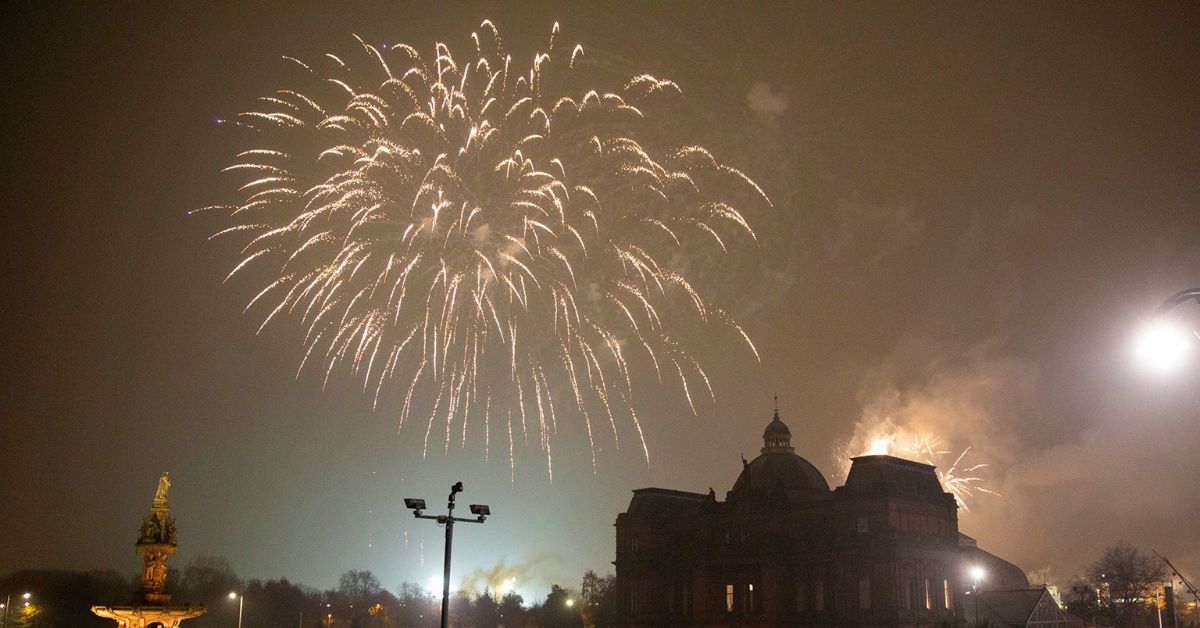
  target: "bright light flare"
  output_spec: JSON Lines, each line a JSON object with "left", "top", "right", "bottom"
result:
{"left": 428, "top": 575, "right": 445, "bottom": 593}
{"left": 1135, "top": 320, "right": 1192, "bottom": 372}
{"left": 970, "top": 566, "right": 985, "bottom": 584}
{"left": 866, "top": 435, "right": 892, "bottom": 455}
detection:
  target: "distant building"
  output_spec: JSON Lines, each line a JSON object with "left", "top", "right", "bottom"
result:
{"left": 613, "top": 408, "right": 1055, "bottom": 627}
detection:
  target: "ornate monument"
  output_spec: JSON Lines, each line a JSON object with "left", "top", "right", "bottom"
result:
{"left": 92, "top": 472, "right": 206, "bottom": 627}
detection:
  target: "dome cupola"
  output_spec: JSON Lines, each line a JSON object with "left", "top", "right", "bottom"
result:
{"left": 729, "top": 406, "right": 831, "bottom": 504}
{"left": 762, "top": 408, "right": 793, "bottom": 454}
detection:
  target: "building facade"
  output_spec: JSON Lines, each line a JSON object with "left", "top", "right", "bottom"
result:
{"left": 614, "top": 409, "right": 1016, "bottom": 627}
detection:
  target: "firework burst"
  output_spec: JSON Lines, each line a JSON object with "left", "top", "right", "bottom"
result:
{"left": 200, "top": 21, "right": 767, "bottom": 477}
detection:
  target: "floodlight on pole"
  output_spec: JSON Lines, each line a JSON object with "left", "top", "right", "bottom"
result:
{"left": 405, "top": 481, "right": 491, "bottom": 628}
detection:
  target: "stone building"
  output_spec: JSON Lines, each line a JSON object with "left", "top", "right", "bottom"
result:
{"left": 613, "top": 409, "right": 1024, "bottom": 627}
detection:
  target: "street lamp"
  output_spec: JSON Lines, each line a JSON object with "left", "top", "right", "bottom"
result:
{"left": 405, "top": 481, "right": 490, "bottom": 628}
{"left": 2, "top": 592, "right": 31, "bottom": 628}
{"left": 228, "top": 591, "right": 244, "bottom": 628}
{"left": 970, "top": 566, "right": 985, "bottom": 626}
{"left": 1136, "top": 289, "right": 1200, "bottom": 372}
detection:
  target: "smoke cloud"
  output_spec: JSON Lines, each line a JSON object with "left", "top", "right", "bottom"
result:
{"left": 456, "top": 555, "right": 558, "bottom": 597}
{"left": 747, "top": 82, "right": 788, "bottom": 123}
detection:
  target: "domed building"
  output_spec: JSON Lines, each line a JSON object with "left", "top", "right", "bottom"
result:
{"left": 613, "top": 408, "right": 1035, "bottom": 627}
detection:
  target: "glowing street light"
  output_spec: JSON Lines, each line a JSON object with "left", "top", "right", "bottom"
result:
{"left": 971, "top": 566, "right": 985, "bottom": 585}
{"left": 970, "top": 566, "right": 985, "bottom": 626}
{"left": 1135, "top": 289, "right": 1200, "bottom": 373}
{"left": 228, "top": 591, "right": 244, "bottom": 628}
{"left": 1136, "top": 321, "right": 1193, "bottom": 372}
{"left": 405, "top": 481, "right": 491, "bottom": 628}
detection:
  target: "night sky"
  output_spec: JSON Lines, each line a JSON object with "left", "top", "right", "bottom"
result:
{"left": 3, "top": 2, "right": 1199, "bottom": 597}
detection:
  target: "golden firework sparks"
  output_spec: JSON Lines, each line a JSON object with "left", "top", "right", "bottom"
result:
{"left": 202, "top": 21, "right": 767, "bottom": 477}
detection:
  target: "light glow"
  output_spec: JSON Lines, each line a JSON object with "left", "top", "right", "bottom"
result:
{"left": 1135, "top": 320, "right": 1192, "bottom": 372}
{"left": 866, "top": 436, "right": 892, "bottom": 455}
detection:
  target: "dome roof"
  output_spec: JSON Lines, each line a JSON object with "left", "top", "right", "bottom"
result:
{"left": 730, "top": 409, "right": 831, "bottom": 503}
{"left": 764, "top": 414, "right": 790, "bottom": 440}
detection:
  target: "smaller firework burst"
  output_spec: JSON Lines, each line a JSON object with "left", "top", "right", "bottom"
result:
{"left": 847, "top": 428, "right": 999, "bottom": 510}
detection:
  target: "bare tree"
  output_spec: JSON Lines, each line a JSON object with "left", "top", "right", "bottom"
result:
{"left": 338, "top": 569, "right": 383, "bottom": 622}
{"left": 1086, "top": 543, "right": 1164, "bottom": 627}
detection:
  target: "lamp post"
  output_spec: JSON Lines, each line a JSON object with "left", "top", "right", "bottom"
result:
{"left": 970, "top": 567, "right": 984, "bottom": 626}
{"left": 2, "top": 592, "right": 31, "bottom": 628}
{"left": 404, "top": 481, "right": 491, "bottom": 628}
{"left": 228, "top": 591, "right": 243, "bottom": 628}
{"left": 1158, "top": 289, "right": 1200, "bottom": 313}
{"left": 1135, "top": 289, "right": 1200, "bottom": 371}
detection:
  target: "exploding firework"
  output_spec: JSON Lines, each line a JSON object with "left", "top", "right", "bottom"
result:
{"left": 200, "top": 21, "right": 767, "bottom": 476}
{"left": 849, "top": 431, "right": 999, "bottom": 509}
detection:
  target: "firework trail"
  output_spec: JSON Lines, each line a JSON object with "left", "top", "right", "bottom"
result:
{"left": 201, "top": 21, "right": 767, "bottom": 476}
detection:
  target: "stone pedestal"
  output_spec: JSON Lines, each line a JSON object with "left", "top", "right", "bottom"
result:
{"left": 92, "top": 472, "right": 206, "bottom": 627}
{"left": 90, "top": 605, "right": 207, "bottom": 628}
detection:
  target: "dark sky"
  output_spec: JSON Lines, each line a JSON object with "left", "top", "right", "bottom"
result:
{"left": 3, "top": 2, "right": 1199, "bottom": 596}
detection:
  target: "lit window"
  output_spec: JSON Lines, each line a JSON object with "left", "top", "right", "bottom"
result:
{"left": 747, "top": 584, "right": 755, "bottom": 613}
{"left": 924, "top": 579, "right": 932, "bottom": 610}
{"left": 815, "top": 580, "right": 825, "bottom": 611}
{"left": 944, "top": 579, "right": 954, "bottom": 609}
{"left": 859, "top": 577, "right": 871, "bottom": 609}
{"left": 726, "top": 584, "right": 734, "bottom": 613}
{"left": 857, "top": 516, "right": 869, "bottom": 533}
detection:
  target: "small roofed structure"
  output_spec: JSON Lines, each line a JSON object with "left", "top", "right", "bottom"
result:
{"left": 972, "top": 587, "right": 1069, "bottom": 627}
{"left": 839, "top": 454, "right": 951, "bottom": 500}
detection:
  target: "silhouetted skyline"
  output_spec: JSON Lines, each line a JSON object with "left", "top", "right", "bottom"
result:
{"left": 2, "top": 1, "right": 1198, "bottom": 595}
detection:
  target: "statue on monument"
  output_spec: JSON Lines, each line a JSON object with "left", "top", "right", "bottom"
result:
{"left": 154, "top": 472, "right": 171, "bottom": 507}
{"left": 93, "top": 471, "right": 205, "bottom": 627}
{"left": 139, "top": 472, "right": 177, "bottom": 546}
